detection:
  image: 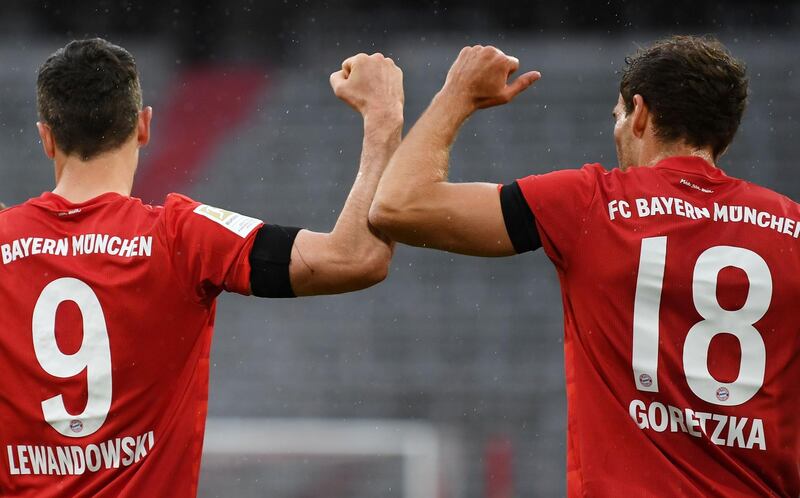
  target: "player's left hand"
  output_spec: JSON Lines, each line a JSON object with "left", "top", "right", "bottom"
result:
{"left": 440, "top": 45, "right": 541, "bottom": 112}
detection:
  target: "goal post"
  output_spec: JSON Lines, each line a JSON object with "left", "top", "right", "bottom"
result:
{"left": 201, "top": 417, "right": 457, "bottom": 498}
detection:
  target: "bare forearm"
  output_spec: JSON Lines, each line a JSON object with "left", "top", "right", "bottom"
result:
{"left": 383, "top": 92, "right": 467, "bottom": 195}
{"left": 370, "top": 91, "right": 472, "bottom": 238}
{"left": 289, "top": 116, "right": 401, "bottom": 296}
{"left": 369, "top": 45, "right": 539, "bottom": 256}
{"left": 331, "top": 114, "right": 402, "bottom": 251}
{"left": 288, "top": 52, "right": 406, "bottom": 296}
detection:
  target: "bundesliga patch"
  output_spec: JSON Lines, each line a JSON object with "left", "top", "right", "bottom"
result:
{"left": 193, "top": 204, "right": 262, "bottom": 238}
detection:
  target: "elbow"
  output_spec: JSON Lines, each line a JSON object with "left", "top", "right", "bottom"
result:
{"left": 359, "top": 245, "right": 392, "bottom": 287}
{"left": 338, "top": 242, "right": 392, "bottom": 292}
{"left": 369, "top": 199, "right": 406, "bottom": 237}
{"left": 365, "top": 257, "right": 390, "bottom": 286}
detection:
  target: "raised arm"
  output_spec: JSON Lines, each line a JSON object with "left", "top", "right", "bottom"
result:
{"left": 287, "top": 53, "right": 403, "bottom": 296}
{"left": 369, "top": 45, "right": 540, "bottom": 256}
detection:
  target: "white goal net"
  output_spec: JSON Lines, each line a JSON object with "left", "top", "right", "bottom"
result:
{"left": 199, "top": 418, "right": 457, "bottom": 498}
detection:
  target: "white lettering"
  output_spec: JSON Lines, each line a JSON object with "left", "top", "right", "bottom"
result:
{"left": 746, "top": 419, "right": 766, "bottom": 450}
{"left": 660, "top": 197, "right": 674, "bottom": 215}
{"left": 41, "top": 239, "right": 55, "bottom": 255}
{"left": 631, "top": 400, "right": 765, "bottom": 451}
{"left": 714, "top": 203, "right": 728, "bottom": 222}
{"left": 31, "top": 238, "right": 43, "bottom": 255}
{"left": 85, "top": 445, "right": 101, "bottom": 472}
{"left": 636, "top": 198, "right": 650, "bottom": 217}
{"left": 121, "top": 437, "right": 136, "bottom": 466}
{"left": 695, "top": 411, "right": 711, "bottom": 435}
{"left": 608, "top": 200, "right": 631, "bottom": 220}
{"left": 648, "top": 402, "right": 669, "bottom": 432}
{"left": 629, "top": 399, "right": 649, "bottom": 429}
{"left": 70, "top": 446, "right": 85, "bottom": 475}
{"left": 710, "top": 414, "right": 727, "bottom": 445}
{"left": 72, "top": 235, "right": 85, "bottom": 255}
{"left": 133, "top": 434, "right": 148, "bottom": 462}
{"left": 56, "top": 446, "right": 73, "bottom": 475}
{"left": 668, "top": 405, "right": 687, "bottom": 433}
{"left": 55, "top": 238, "right": 68, "bottom": 257}
{"left": 6, "top": 446, "right": 19, "bottom": 475}
{"left": 4, "top": 431, "right": 155, "bottom": 477}
{"left": 99, "top": 439, "right": 121, "bottom": 469}
{"left": 16, "top": 446, "right": 30, "bottom": 475}
{"left": 743, "top": 207, "right": 757, "bottom": 225}
{"left": 28, "top": 446, "right": 47, "bottom": 475}
{"left": 95, "top": 234, "right": 109, "bottom": 254}
{"left": 757, "top": 211, "right": 770, "bottom": 228}
{"left": 106, "top": 237, "right": 121, "bottom": 256}
{"left": 46, "top": 447, "right": 60, "bottom": 475}
{"left": 726, "top": 416, "right": 747, "bottom": 447}
{"left": 685, "top": 408, "right": 701, "bottom": 437}
{"left": 139, "top": 237, "right": 152, "bottom": 257}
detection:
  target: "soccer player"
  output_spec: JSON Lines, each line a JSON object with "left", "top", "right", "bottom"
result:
{"left": 370, "top": 36, "right": 798, "bottom": 496}
{"left": 0, "top": 39, "right": 402, "bottom": 497}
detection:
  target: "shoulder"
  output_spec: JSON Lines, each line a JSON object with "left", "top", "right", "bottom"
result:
{"left": 0, "top": 204, "right": 26, "bottom": 218}
{"left": 161, "top": 193, "right": 263, "bottom": 239}
{"left": 518, "top": 163, "right": 609, "bottom": 188}
{"left": 736, "top": 178, "right": 800, "bottom": 213}
{"left": 516, "top": 163, "right": 609, "bottom": 204}
{"left": 163, "top": 192, "right": 199, "bottom": 206}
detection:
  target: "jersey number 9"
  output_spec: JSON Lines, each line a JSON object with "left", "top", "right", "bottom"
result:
{"left": 32, "top": 277, "right": 112, "bottom": 438}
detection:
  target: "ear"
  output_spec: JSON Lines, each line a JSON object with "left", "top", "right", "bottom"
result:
{"left": 630, "top": 94, "right": 650, "bottom": 139}
{"left": 36, "top": 122, "right": 56, "bottom": 159}
{"left": 137, "top": 106, "right": 152, "bottom": 148}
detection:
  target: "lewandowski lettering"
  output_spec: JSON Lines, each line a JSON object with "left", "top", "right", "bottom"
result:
{"left": 607, "top": 198, "right": 800, "bottom": 239}
{"left": 6, "top": 431, "right": 155, "bottom": 476}
{"left": 0, "top": 235, "right": 153, "bottom": 265}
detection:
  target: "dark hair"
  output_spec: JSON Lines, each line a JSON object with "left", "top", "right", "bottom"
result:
{"left": 37, "top": 38, "right": 142, "bottom": 161}
{"left": 620, "top": 35, "right": 748, "bottom": 158}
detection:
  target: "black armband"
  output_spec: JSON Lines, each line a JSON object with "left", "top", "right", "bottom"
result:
{"left": 249, "top": 224, "right": 302, "bottom": 298}
{"left": 500, "top": 182, "right": 542, "bottom": 253}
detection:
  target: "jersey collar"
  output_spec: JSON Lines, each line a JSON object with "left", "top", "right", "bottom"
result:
{"left": 27, "top": 191, "right": 128, "bottom": 214}
{"left": 651, "top": 156, "right": 728, "bottom": 181}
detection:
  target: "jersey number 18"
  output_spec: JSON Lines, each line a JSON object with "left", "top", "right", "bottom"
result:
{"left": 632, "top": 236, "right": 771, "bottom": 406}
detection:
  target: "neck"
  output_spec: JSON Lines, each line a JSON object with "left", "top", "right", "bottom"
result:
{"left": 641, "top": 142, "right": 716, "bottom": 168}
{"left": 52, "top": 145, "right": 139, "bottom": 203}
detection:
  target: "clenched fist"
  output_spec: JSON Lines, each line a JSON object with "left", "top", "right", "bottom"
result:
{"left": 330, "top": 53, "right": 404, "bottom": 120}
{"left": 440, "top": 45, "right": 541, "bottom": 112}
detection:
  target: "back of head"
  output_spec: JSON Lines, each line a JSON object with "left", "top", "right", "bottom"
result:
{"left": 37, "top": 38, "right": 142, "bottom": 161}
{"left": 620, "top": 35, "right": 748, "bottom": 158}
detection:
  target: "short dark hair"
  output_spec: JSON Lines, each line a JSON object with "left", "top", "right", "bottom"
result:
{"left": 37, "top": 38, "right": 142, "bottom": 161}
{"left": 620, "top": 35, "right": 748, "bottom": 158}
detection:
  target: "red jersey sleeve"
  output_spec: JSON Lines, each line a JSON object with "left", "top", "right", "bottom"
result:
{"left": 162, "top": 194, "right": 264, "bottom": 301}
{"left": 516, "top": 164, "right": 604, "bottom": 269}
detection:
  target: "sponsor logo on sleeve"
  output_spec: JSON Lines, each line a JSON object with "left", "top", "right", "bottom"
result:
{"left": 193, "top": 205, "right": 262, "bottom": 238}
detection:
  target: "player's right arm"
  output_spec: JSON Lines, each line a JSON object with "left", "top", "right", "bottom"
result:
{"left": 283, "top": 53, "right": 402, "bottom": 296}
{"left": 168, "top": 53, "right": 403, "bottom": 301}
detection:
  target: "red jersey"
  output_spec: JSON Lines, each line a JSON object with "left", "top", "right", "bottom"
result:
{"left": 517, "top": 156, "right": 800, "bottom": 497}
{"left": 0, "top": 192, "right": 262, "bottom": 497}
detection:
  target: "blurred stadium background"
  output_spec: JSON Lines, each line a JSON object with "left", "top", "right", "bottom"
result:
{"left": 0, "top": 1, "right": 798, "bottom": 496}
